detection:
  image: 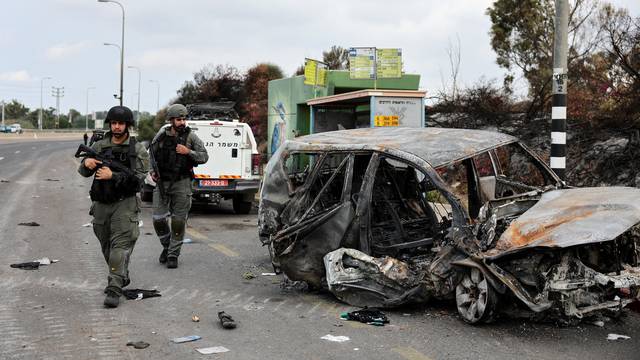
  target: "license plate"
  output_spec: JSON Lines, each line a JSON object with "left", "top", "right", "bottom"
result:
{"left": 199, "top": 179, "right": 228, "bottom": 187}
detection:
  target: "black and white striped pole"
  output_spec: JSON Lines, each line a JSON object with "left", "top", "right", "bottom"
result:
{"left": 551, "top": 0, "right": 569, "bottom": 180}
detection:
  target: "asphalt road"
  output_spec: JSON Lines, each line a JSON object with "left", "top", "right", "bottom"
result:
{"left": 1, "top": 138, "right": 640, "bottom": 360}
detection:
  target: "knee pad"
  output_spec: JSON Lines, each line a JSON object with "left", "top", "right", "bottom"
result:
{"left": 171, "top": 217, "right": 186, "bottom": 241}
{"left": 152, "top": 216, "right": 170, "bottom": 237}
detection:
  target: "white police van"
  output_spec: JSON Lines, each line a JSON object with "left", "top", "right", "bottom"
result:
{"left": 142, "top": 103, "right": 262, "bottom": 214}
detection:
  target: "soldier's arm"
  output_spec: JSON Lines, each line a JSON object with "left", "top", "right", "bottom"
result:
{"left": 134, "top": 143, "right": 150, "bottom": 184}
{"left": 77, "top": 143, "right": 101, "bottom": 177}
{"left": 188, "top": 134, "right": 209, "bottom": 165}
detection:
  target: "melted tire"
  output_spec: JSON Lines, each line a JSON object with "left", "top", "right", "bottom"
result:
{"left": 455, "top": 267, "right": 498, "bottom": 324}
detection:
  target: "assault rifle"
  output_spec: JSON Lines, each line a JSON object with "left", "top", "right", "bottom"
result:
{"left": 74, "top": 144, "right": 135, "bottom": 177}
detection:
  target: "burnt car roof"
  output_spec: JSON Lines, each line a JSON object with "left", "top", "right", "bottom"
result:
{"left": 292, "top": 127, "right": 517, "bottom": 167}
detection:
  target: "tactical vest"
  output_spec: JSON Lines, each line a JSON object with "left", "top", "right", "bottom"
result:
{"left": 155, "top": 129, "right": 193, "bottom": 181}
{"left": 90, "top": 137, "right": 139, "bottom": 203}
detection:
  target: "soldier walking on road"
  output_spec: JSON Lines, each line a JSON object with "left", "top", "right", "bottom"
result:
{"left": 150, "top": 104, "right": 208, "bottom": 269}
{"left": 78, "top": 106, "right": 149, "bottom": 308}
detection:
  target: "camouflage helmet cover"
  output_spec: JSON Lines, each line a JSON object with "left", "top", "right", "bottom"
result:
{"left": 167, "top": 104, "right": 188, "bottom": 120}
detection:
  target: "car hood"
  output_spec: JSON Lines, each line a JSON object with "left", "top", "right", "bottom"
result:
{"left": 483, "top": 187, "right": 640, "bottom": 259}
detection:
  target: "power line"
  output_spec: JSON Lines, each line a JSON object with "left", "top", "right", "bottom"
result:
{"left": 51, "top": 86, "right": 64, "bottom": 128}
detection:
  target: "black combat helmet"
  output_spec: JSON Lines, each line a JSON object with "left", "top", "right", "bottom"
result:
{"left": 105, "top": 106, "right": 134, "bottom": 125}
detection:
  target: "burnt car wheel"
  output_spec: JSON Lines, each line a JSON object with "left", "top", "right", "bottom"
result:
{"left": 455, "top": 268, "right": 498, "bottom": 324}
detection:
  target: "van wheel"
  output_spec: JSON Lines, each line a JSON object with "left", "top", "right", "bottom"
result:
{"left": 233, "top": 196, "right": 252, "bottom": 214}
{"left": 455, "top": 267, "right": 498, "bottom": 324}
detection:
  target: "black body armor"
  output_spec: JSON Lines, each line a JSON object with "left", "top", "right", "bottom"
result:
{"left": 90, "top": 138, "right": 139, "bottom": 203}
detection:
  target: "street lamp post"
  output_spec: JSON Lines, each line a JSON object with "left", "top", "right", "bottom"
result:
{"left": 98, "top": 0, "right": 125, "bottom": 106}
{"left": 103, "top": 42, "right": 122, "bottom": 101}
{"left": 128, "top": 65, "right": 141, "bottom": 127}
{"left": 149, "top": 79, "right": 160, "bottom": 114}
{"left": 86, "top": 87, "right": 95, "bottom": 131}
{"left": 39, "top": 76, "right": 52, "bottom": 130}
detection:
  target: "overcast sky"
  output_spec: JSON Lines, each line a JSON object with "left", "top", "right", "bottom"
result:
{"left": 1, "top": 0, "right": 638, "bottom": 115}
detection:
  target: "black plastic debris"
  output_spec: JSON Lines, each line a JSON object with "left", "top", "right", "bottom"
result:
{"left": 122, "top": 289, "right": 161, "bottom": 300}
{"left": 0, "top": 179, "right": 9, "bottom": 183}
{"left": 126, "top": 341, "right": 150, "bottom": 349}
{"left": 45, "top": 178, "right": 60, "bottom": 182}
{"left": 10, "top": 262, "right": 40, "bottom": 270}
{"left": 218, "top": 311, "right": 237, "bottom": 329}
{"left": 340, "top": 308, "right": 390, "bottom": 326}
{"left": 18, "top": 222, "right": 40, "bottom": 226}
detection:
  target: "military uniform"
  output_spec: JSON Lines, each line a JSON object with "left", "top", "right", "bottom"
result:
{"left": 150, "top": 124, "right": 208, "bottom": 266}
{"left": 78, "top": 133, "right": 149, "bottom": 298}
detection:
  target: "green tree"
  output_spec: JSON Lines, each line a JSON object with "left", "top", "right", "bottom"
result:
{"left": 4, "top": 99, "right": 29, "bottom": 120}
{"left": 486, "top": 0, "right": 600, "bottom": 118}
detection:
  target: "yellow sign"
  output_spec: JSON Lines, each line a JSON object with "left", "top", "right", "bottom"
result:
{"left": 349, "top": 47, "right": 376, "bottom": 79}
{"left": 374, "top": 115, "right": 399, "bottom": 127}
{"left": 376, "top": 48, "right": 402, "bottom": 78}
{"left": 304, "top": 59, "right": 317, "bottom": 85}
{"left": 304, "top": 58, "right": 328, "bottom": 87}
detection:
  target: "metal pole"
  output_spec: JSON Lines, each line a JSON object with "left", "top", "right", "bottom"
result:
{"left": 39, "top": 76, "right": 51, "bottom": 130}
{"left": 98, "top": 0, "right": 125, "bottom": 105}
{"left": 86, "top": 87, "right": 95, "bottom": 131}
{"left": 551, "top": 0, "right": 569, "bottom": 180}
{"left": 103, "top": 42, "right": 122, "bottom": 101}
{"left": 1, "top": 101, "right": 5, "bottom": 127}
{"left": 128, "top": 66, "right": 141, "bottom": 126}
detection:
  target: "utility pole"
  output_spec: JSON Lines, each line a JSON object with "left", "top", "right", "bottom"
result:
{"left": 51, "top": 86, "right": 64, "bottom": 129}
{"left": 1, "top": 100, "right": 5, "bottom": 127}
{"left": 551, "top": 0, "right": 569, "bottom": 180}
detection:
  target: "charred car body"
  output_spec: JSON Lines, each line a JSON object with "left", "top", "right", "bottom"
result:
{"left": 258, "top": 127, "right": 640, "bottom": 324}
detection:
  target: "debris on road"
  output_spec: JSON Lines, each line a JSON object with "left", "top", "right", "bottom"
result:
{"left": 320, "top": 334, "right": 350, "bottom": 342}
{"left": 192, "top": 315, "right": 200, "bottom": 322}
{"left": 126, "top": 341, "right": 150, "bottom": 349}
{"left": 10, "top": 257, "right": 58, "bottom": 270}
{"left": 196, "top": 346, "right": 230, "bottom": 355}
{"left": 261, "top": 272, "right": 277, "bottom": 276}
{"left": 591, "top": 320, "right": 605, "bottom": 327}
{"left": 183, "top": 238, "right": 193, "bottom": 244}
{"left": 607, "top": 333, "right": 630, "bottom": 341}
{"left": 82, "top": 223, "right": 92, "bottom": 227}
{"left": 44, "top": 178, "right": 60, "bottom": 181}
{"left": 10, "top": 262, "right": 40, "bottom": 270}
{"left": 18, "top": 222, "right": 40, "bottom": 226}
{"left": 340, "top": 308, "right": 389, "bottom": 326}
{"left": 122, "top": 289, "right": 161, "bottom": 300}
{"left": 33, "top": 257, "right": 58, "bottom": 265}
{"left": 32, "top": 195, "right": 40, "bottom": 198}
{"left": 0, "top": 178, "right": 10, "bottom": 183}
{"left": 218, "top": 311, "right": 237, "bottom": 329}
{"left": 138, "top": 220, "right": 144, "bottom": 228}
{"left": 242, "top": 271, "right": 256, "bottom": 280}
{"left": 171, "top": 335, "right": 201, "bottom": 343}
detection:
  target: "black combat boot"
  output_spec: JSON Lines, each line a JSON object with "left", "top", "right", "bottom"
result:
{"left": 159, "top": 249, "right": 168, "bottom": 264}
{"left": 167, "top": 256, "right": 178, "bottom": 269}
{"left": 104, "top": 290, "right": 120, "bottom": 308}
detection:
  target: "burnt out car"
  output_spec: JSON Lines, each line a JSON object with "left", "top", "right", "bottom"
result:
{"left": 258, "top": 127, "right": 640, "bottom": 324}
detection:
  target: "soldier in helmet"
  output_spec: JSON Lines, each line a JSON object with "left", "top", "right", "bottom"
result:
{"left": 149, "top": 104, "right": 208, "bottom": 269}
{"left": 78, "top": 106, "right": 149, "bottom": 308}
